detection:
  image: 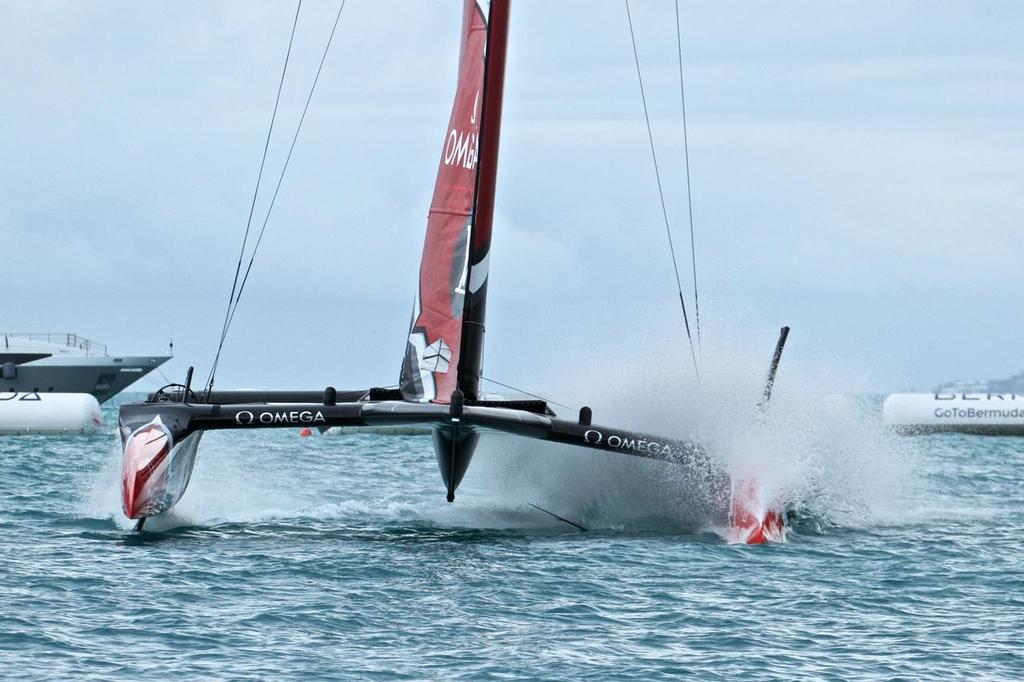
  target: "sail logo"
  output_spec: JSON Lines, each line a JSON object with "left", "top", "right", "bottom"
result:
{"left": 235, "top": 410, "right": 326, "bottom": 426}
{"left": 443, "top": 90, "right": 480, "bottom": 170}
{"left": 419, "top": 338, "right": 452, "bottom": 374}
{"left": 443, "top": 128, "right": 479, "bottom": 170}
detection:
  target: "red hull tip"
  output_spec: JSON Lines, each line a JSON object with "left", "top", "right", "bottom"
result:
{"left": 121, "top": 424, "right": 171, "bottom": 519}
{"left": 729, "top": 480, "right": 786, "bottom": 544}
{"left": 740, "top": 509, "right": 785, "bottom": 544}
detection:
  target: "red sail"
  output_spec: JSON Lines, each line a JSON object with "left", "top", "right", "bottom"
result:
{"left": 400, "top": 0, "right": 508, "bottom": 403}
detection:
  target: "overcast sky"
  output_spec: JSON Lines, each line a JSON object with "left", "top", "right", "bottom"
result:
{"left": 1, "top": 1, "right": 1021, "bottom": 397}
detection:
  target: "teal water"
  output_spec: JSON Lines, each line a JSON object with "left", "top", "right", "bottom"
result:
{"left": 1, "top": 395, "right": 1022, "bottom": 679}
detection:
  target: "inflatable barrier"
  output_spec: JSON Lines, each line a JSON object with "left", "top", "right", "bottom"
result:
{"left": 0, "top": 392, "right": 102, "bottom": 435}
{"left": 883, "top": 393, "right": 1024, "bottom": 435}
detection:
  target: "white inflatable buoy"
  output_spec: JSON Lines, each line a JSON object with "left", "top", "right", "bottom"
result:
{"left": 0, "top": 392, "right": 102, "bottom": 436}
{"left": 884, "top": 393, "right": 1024, "bottom": 435}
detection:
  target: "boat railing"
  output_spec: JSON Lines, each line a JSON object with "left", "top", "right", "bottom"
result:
{"left": 1, "top": 332, "right": 108, "bottom": 356}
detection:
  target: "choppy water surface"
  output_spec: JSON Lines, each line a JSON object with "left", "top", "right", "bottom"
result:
{"left": 1, "top": 395, "right": 1022, "bottom": 679}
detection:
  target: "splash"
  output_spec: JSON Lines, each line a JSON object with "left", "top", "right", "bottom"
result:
{"left": 81, "top": 429, "right": 568, "bottom": 533}
{"left": 82, "top": 437, "right": 133, "bottom": 530}
{"left": 471, "top": 332, "right": 922, "bottom": 539}
{"left": 82, "top": 431, "right": 332, "bottom": 531}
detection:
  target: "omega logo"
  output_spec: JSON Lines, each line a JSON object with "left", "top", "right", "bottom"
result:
{"left": 235, "top": 410, "right": 325, "bottom": 426}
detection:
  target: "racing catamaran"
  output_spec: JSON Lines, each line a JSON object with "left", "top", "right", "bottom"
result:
{"left": 119, "top": 0, "right": 785, "bottom": 543}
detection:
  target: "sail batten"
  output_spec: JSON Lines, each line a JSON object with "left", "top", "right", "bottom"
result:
{"left": 400, "top": 0, "right": 509, "bottom": 404}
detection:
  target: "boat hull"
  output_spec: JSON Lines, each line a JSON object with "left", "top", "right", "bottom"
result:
{"left": 1, "top": 355, "right": 171, "bottom": 404}
{"left": 115, "top": 396, "right": 787, "bottom": 542}
{"left": 121, "top": 418, "right": 202, "bottom": 519}
{"left": 432, "top": 424, "right": 479, "bottom": 502}
{"left": 728, "top": 479, "right": 785, "bottom": 544}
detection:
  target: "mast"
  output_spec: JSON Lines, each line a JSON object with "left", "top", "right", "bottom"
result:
{"left": 458, "top": 0, "right": 510, "bottom": 401}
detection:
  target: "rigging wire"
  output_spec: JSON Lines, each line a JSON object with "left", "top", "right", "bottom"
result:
{"left": 218, "top": 0, "right": 350, "bottom": 360}
{"left": 624, "top": 0, "right": 701, "bottom": 384}
{"left": 675, "top": 0, "right": 702, "bottom": 366}
{"left": 221, "top": 0, "right": 348, "bottom": 354}
{"left": 207, "top": 0, "right": 348, "bottom": 392}
{"left": 481, "top": 375, "right": 573, "bottom": 410}
{"left": 140, "top": 373, "right": 166, "bottom": 389}
{"left": 206, "top": 0, "right": 303, "bottom": 392}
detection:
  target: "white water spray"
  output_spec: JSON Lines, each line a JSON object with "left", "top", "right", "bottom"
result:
{"left": 469, "top": 330, "right": 922, "bottom": 537}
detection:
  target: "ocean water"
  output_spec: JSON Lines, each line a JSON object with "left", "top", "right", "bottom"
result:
{"left": 1, "top": 394, "right": 1022, "bottom": 679}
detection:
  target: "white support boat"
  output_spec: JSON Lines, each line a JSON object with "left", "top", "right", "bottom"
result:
{"left": 1, "top": 333, "right": 170, "bottom": 403}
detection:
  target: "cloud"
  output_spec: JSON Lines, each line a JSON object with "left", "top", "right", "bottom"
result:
{"left": 1, "top": 1, "right": 1021, "bottom": 391}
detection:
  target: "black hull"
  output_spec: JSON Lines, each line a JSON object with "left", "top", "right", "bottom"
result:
{"left": 432, "top": 424, "right": 479, "bottom": 501}
{"left": 118, "top": 389, "right": 717, "bottom": 508}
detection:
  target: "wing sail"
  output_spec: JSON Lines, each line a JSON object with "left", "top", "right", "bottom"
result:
{"left": 400, "top": 0, "right": 508, "bottom": 404}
